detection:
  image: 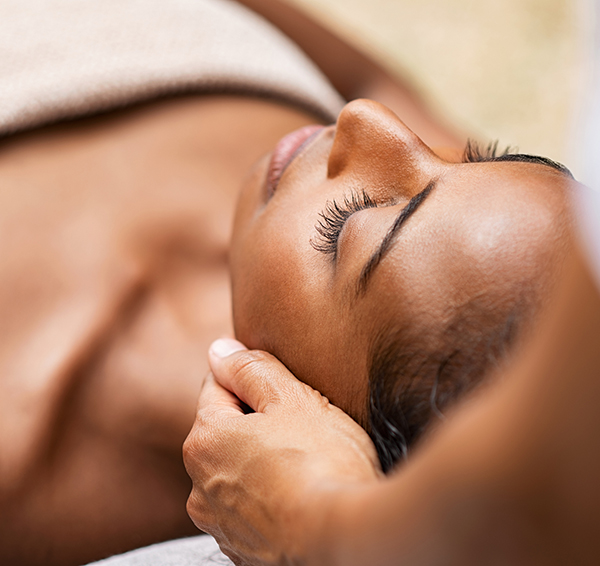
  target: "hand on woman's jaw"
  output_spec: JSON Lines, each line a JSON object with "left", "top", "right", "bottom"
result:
{"left": 184, "top": 337, "right": 381, "bottom": 566}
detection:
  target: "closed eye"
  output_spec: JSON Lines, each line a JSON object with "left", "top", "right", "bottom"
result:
{"left": 311, "top": 190, "right": 378, "bottom": 260}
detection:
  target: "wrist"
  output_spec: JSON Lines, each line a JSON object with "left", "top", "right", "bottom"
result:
{"left": 287, "top": 480, "right": 378, "bottom": 566}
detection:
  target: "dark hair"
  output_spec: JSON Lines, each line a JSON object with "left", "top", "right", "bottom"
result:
{"left": 367, "top": 297, "right": 525, "bottom": 473}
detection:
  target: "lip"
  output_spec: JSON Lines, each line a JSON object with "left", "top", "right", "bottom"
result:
{"left": 265, "top": 125, "right": 325, "bottom": 198}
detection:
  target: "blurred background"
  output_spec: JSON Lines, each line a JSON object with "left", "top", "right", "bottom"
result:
{"left": 292, "top": 0, "right": 592, "bottom": 168}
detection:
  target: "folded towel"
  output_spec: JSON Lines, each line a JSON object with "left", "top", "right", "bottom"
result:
{"left": 0, "top": 0, "right": 344, "bottom": 136}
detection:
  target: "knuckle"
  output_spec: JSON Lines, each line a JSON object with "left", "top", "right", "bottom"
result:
{"left": 230, "top": 351, "right": 282, "bottom": 395}
{"left": 186, "top": 492, "right": 210, "bottom": 532}
{"left": 182, "top": 435, "right": 202, "bottom": 473}
{"left": 193, "top": 409, "right": 213, "bottom": 428}
{"left": 315, "top": 391, "right": 331, "bottom": 409}
{"left": 294, "top": 381, "right": 329, "bottom": 408}
{"left": 182, "top": 425, "right": 212, "bottom": 468}
{"left": 185, "top": 494, "right": 195, "bottom": 519}
{"left": 230, "top": 349, "right": 274, "bottom": 378}
{"left": 182, "top": 434, "right": 196, "bottom": 463}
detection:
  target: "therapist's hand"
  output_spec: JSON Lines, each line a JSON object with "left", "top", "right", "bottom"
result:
{"left": 183, "top": 338, "right": 381, "bottom": 566}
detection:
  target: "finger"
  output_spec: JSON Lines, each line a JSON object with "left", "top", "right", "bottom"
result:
{"left": 208, "top": 338, "right": 307, "bottom": 413}
{"left": 183, "top": 373, "right": 246, "bottom": 481}
{"left": 197, "top": 371, "right": 245, "bottom": 418}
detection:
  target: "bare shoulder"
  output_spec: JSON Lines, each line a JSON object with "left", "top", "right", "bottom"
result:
{"left": 0, "top": 93, "right": 318, "bottom": 565}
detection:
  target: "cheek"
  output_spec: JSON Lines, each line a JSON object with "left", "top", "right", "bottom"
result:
{"left": 230, "top": 160, "right": 275, "bottom": 343}
{"left": 229, "top": 182, "right": 370, "bottom": 419}
{"left": 230, "top": 205, "right": 312, "bottom": 350}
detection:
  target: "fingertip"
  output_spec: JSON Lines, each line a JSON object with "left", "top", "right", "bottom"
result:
{"left": 209, "top": 338, "right": 247, "bottom": 359}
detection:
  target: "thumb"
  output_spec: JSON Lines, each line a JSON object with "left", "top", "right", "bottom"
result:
{"left": 208, "top": 338, "right": 305, "bottom": 414}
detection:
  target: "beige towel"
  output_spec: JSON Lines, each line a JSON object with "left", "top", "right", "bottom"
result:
{"left": 0, "top": 0, "right": 345, "bottom": 136}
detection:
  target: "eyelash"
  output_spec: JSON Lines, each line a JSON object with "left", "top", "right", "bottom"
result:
{"left": 463, "top": 139, "right": 573, "bottom": 177}
{"left": 463, "top": 139, "right": 509, "bottom": 163}
{"left": 311, "top": 190, "right": 377, "bottom": 259}
{"left": 310, "top": 140, "right": 490, "bottom": 260}
{"left": 311, "top": 141, "right": 497, "bottom": 260}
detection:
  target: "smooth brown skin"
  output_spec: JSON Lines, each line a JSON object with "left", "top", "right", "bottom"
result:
{"left": 0, "top": 0, "right": 465, "bottom": 557}
{"left": 231, "top": 98, "right": 572, "bottom": 424}
{"left": 185, "top": 240, "right": 600, "bottom": 566}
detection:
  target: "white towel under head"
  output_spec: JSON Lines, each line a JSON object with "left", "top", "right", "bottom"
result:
{"left": 0, "top": 0, "right": 344, "bottom": 136}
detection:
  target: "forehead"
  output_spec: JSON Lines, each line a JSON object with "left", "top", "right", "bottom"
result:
{"left": 361, "top": 161, "right": 571, "bottom": 320}
{"left": 430, "top": 162, "right": 569, "bottom": 249}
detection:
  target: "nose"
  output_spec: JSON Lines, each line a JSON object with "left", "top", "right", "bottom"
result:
{"left": 327, "top": 99, "right": 440, "bottom": 199}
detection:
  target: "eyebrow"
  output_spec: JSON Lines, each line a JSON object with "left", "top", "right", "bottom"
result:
{"left": 356, "top": 180, "right": 436, "bottom": 297}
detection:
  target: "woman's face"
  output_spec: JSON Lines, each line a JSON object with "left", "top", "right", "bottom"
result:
{"left": 230, "top": 100, "right": 572, "bottom": 425}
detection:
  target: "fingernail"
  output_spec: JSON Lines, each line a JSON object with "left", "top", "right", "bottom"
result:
{"left": 210, "top": 338, "right": 247, "bottom": 358}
